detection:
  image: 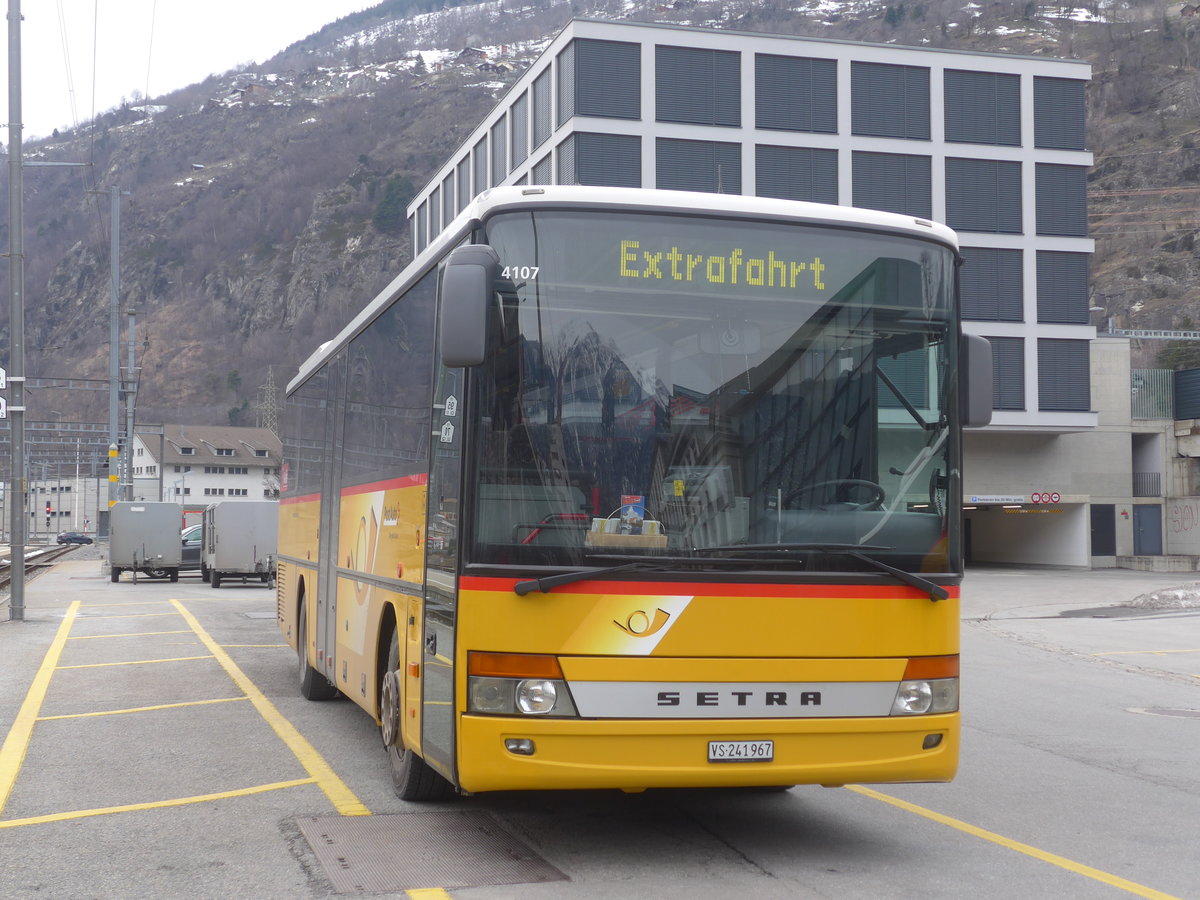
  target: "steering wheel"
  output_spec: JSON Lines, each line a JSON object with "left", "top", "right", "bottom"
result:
{"left": 928, "top": 468, "right": 947, "bottom": 517}
{"left": 786, "top": 479, "right": 886, "bottom": 511}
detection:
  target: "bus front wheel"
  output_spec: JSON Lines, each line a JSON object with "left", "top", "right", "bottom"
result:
{"left": 383, "top": 630, "right": 455, "bottom": 802}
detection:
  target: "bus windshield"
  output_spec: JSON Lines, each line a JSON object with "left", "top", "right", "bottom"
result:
{"left": 466, "top": 207, "right": 959, "bottom": 575}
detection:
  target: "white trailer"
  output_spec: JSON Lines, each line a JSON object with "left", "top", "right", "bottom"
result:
{"left": 202, "top": 501, "right": 278, "bottom": 588}
{"left": 109, "top": 502, "right": 185, "bottom": 582}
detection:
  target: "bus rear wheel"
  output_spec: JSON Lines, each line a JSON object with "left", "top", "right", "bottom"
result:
{"left": 383, "top": 630, "right": 455, "bottom": 802}
{"left": 298, "top": 598, "right": 338, "bottom": 701}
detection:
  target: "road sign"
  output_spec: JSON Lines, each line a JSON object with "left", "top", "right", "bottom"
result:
{"left": 0, "top": 396, "right": 6, "bottom": 419}
{"left": 0, "top": 365, "right": 6, "bottom": 388}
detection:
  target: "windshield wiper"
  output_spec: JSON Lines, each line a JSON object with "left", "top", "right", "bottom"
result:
{"left": 514, "top": 561, "right": 663, "bottom": 595}
{"left": 698, "top": 543, "right": 949, "bottom": 601}
{"left": 512, "top": 552, "right": 808, "bottom": 596}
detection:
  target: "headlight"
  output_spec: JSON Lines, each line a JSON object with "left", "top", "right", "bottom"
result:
{"left": 467, "top": 675, "right": 578, "bottom": 717}
{"left": 891, "top": 678, "right": 958, "bottom": 715}
{"left": 516, "top": 679, "right": 557, "bottom": 714}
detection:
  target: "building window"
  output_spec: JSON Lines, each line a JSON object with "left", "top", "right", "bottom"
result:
{"left": 755, "top": 54, "right": 836, "bottom": 134}
{"left": 1037, "top": 251, "right": 1090, "bottom": 324}
{"left": 960, "top": 247, "right": 1023, "bottom": 322}
{"left": 988, "top": 336, "right": 1026, "bottom": 411}
{"left": 441, "top": 171, "right": 454, "bottom": 228}
{"left": 1034, "top": 77, "right": 1087, "bottom": 150}
{"left": 532, "top": 69, "right": 552, "bottom": 150}
{"left": 656, "top": 138, "right": 741, "bottom": 194}
{"left": 755, "top": 145, "right": 837, "bottom": 204}
{"left": 945, "top": 158, "right": 1022, "bottom": 234}
{"left": 456, "top": 159, "right": 470, "bottom": 213}
{"left": 852, "top": 151, "right": 931, "bottom": 219}
{"left": 491, "top": 117, "right": 508, "bottom": 183}
{"left": 944, "top": 70, "right": 1020, "bottom": 146}
{"left": 473, "top": 135, "right": 488, "bottom": 196}
{"left": 656, "top": 45, "right": 740, "bottom": 127}
{"left": 851, "top": 62, "right": 929, "bottom": 140}
{"left": 559, "top": 38, "right": 641, "bottom": 126}
{"left": 1036, "top": 164, "right": 1088, "bottom": 236}
{"left": 558, "top": 132, "right": 641, "bottom": 187}
{"left": 180, "top": 447, "right": 194, "bottom": 455}
{"left": 216, "top": 448, "right": 234, "bottom": 456}
{"left": 510, "top": 90, "right": 529, "bottom": 169}
{"left": 1038, "top": 339, "right": 1090, "bottom": 411}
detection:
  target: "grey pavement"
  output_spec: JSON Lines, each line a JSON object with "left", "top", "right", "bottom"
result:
{"left": 963, "top": 564, "right": 1200, "bottom": 688}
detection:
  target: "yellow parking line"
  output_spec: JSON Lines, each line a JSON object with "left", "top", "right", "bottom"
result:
{"left": 407, "top": 890, "right": 453, "bottom": 900}
{"left": 57, "top": 655, "right": 214, "bottom": 669}
{"left": 0, "top": 779, "right": 316, "bottom": 829}
{"left": 170, "top": 600, "right": 370, "bottom": 817}
{"left": 69, "top": 630, "right": 193, "bottom": 640}
{"left": 38, "top": 697, "right": 249, "bottom": 721}
{"left": 0, "top": 602, "right": 79, "bottom": 816}
{"left": 849, "top": 785, "right": 1181, "bottom": 899}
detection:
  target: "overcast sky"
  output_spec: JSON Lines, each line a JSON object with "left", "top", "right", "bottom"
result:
{"left": 1, "top": 0, "right": 379, "bottom": 141}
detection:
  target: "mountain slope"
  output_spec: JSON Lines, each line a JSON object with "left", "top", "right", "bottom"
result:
{"left": 1, "top": 0, "right": 1195, "bottom": 426}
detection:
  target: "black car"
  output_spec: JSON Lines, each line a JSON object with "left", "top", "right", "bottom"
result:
{"left": 56, "top": 531, "right": 93, "bottom": 545}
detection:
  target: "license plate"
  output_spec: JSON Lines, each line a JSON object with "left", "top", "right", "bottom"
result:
{"left": 708, "top": 740, "right": 774, "bottom": 762}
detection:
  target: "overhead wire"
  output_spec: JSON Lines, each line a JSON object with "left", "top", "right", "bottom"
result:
{"left": 54, "top": 0, "right": 79, "bottom": 130}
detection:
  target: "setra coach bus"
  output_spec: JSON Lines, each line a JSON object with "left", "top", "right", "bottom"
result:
{"left": 277, "top": 185, "right": 991, "bottom": 801}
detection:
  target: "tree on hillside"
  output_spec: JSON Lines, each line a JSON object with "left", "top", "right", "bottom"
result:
{"left": 372, "top": 175, "right": 415, "bottom": 234}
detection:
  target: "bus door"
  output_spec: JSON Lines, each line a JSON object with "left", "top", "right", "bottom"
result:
{"left": 422, "top": 367, "right": 463, "bottom": 779}
{"left": 316, "top": 352, "right": 347, "bottom": 686}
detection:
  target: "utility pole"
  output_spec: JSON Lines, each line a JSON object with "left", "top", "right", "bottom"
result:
{"left": 108, "top": 186, "right": 122, "bottom": 510}
{"left": 7, "top": 0, "right": 27, "bottom": 620}
{"left": 124, "top": 309, "right": 137, "bottom": 500}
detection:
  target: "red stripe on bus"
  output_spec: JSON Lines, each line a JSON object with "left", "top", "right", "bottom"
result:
{"left": 340, "top": 474, "right": 429, "bottom": 496}
{"left": 460, "top": 575, "right": 958, "bottom": 599}
{"left": 280, "top": 493, "right": 320, "bottom": 506}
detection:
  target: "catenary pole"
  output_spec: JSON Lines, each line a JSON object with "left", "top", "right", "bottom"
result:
{"left": 7, "top": 0, "right": 26, "bottom": 621}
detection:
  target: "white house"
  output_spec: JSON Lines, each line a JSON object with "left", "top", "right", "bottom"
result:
{"left": 131, "top": 424, "right": 282, "bottom": 524}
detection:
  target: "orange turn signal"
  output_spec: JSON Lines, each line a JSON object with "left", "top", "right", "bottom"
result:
{"left": 903, "top": 655, "right": 959, "bottom": 680}
{"left": 468, "top": 651, "right": 563, "bottom": 679}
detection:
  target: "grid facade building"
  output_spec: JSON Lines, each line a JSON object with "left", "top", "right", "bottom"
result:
{"left": 409, "top": 19, "right": 1094, "bottom": 433}
{"left": 408, "top": 20, "right": 1120, "bottom": 565}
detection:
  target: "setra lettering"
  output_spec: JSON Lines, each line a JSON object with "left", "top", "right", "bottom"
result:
{"left": 652, "top": 689, "right": 822, "bottom": 708}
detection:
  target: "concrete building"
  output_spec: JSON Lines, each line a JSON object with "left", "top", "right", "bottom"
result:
{"left": 3, "top": 476, "right": 106, "bottom": 542}
{"left": 403, "top": 18, "right": 1178, "bottom": 568}
{"left": 130, "top": 424, "right": 282, "bottom": 525}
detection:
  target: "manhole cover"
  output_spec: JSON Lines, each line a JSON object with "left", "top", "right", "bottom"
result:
{"left": 1128, "top": 708, "right": 1200, "bottom": 719}
{"left": 298, "top": 811, "right": 567, "bottom": 894}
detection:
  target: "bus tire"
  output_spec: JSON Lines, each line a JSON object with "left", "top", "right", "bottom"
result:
{"left": 298, "top": 598, "right": 338, "bottom": 701}
{"left": 383, "top": 630, "right": 455, "bottom": 802}
{"left": 212, "top": 572, "right": 222, "bottom": 589}
{"left": 110, "top": 566, "right": 120, "bottom": 583}
{"left": 169, "top": 569, "right": 179, "bottom": 583}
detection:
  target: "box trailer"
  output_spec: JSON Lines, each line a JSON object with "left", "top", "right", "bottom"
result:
{"left": 202, "top": 501, "right": 278, "bottom": 588}
{"left": 109, "top": 502, "right": 185, "bottom": 582}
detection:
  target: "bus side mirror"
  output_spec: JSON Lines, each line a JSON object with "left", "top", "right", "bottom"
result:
{"left": 440, "top": 244, "right": 500, "bottom": 367}
{"left": 961, "top": 333, "right": 992, "bottom": 428}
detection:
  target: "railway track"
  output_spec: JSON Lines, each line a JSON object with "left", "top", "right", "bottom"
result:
{"left": 0, "top": 545, "right": 81, "bottom": 593}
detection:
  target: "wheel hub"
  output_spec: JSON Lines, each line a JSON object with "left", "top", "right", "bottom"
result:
{"left": 380, "top": 670, "right": 401, "bottom": 747}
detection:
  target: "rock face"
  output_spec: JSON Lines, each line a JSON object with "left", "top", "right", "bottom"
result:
{"left": 8, "top": 2, "right": 1200, "bottom": 425}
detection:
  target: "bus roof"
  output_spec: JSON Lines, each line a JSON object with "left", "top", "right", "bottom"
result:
{"left": 288, "top": 186, "right": 959, "bottom": 392}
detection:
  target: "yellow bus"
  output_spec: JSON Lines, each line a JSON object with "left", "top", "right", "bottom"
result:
{"left": 277, "top": 186, "right": 991, "bottom": 801}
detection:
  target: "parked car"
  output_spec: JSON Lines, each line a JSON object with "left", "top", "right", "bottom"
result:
{"left": 181, "top": 523, "right": 204, "bottom": 573}
{"left": 56, "top": 531, "right": 93, "bottom": 545}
